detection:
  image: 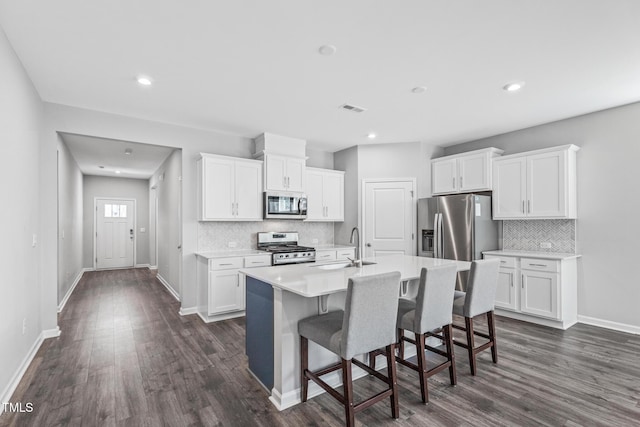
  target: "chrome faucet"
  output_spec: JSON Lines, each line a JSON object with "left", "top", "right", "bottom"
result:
{"left": 348, "top": 227, "right": 362, "bottom": 267}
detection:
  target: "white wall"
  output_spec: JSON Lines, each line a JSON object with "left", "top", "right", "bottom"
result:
{"left": 57, "top": 136, "right": 83, "bottom": 305}
{"left": 444, "top": 102, "right": 640, "bottom": 330}
{"left": 151, "top": 150, "right": 181, "bottom": 297}
{"left": 333, "top": 142, "right": 443, "bottom": 246}
{"left": 0, "top": 26, "right": 45, "bottom": 404}
{"left": 82, "top": 175, "right": 150, "bottom": 268}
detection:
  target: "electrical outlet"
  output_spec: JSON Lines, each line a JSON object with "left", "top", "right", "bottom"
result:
{"left": 540, "top": 242, "right": 552, "bottom": 249}
{"left": 228, "top": 241, "right": 237, "bottom": 248}
{"left": 22, "top": 318, "right": 27, "bottom": 335}
{"left": 312, "top": 238, "right": 319, "bottom": 244}
{"left": 32, "top": 234, "right": 37, "bottom": 248}
{"left": 140, "top": 227, "right": 146, "bottom": 233}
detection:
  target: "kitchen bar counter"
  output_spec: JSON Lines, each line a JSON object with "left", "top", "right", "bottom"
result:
{"left": 241, "top": 254, "right": 471, "bottom": 411}
{"left": 195, "top": 249, "right": 266, "bottom": 259}
{"left": 483, "top": 250, "right": 581, "bottom": 260}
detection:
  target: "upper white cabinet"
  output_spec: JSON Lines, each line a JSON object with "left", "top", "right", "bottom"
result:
{"left": 264, "top": 154, "right": 306, "bottom": 192}
{"left": 492, "top": 145, "right": 579, "bottom": 219}
{"left": 306, "top": 167, "right": 345, "bottom": 221}
{"left": 198, "top": 153, "right": 263, "bottom": 221}
{"left": 431, "top": 148, "right": 503, "bottom": 195}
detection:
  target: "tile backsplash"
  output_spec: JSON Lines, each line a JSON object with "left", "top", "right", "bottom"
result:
{"left": 502, "top": 219, "right": 576, "bottom": 253}
{"left": 198, "top": 221, "right": 334, "bottom": 252}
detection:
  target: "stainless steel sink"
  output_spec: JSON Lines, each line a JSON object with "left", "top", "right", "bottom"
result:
{"left": 312, "top": 261, "right": 377, "bottom": 270}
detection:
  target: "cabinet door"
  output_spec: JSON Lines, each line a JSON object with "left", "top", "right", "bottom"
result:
{"left": 323, "top": 172, "right": 344, "bottom": 221}
{"left": 315, "top": 250, "right": 337, "bottom": 262}
{"left": 336, "top": 248, "right": 355, "bottom": 260}
{"left": 495, "top": 268, "right": 518, "bottom": 311}
{"left": 286, "top": 157, "right": 306, "bottom": 192}
{"left": 209, "top": 270, "right": 242, "bottom": 314}
{"left": 234, "top": 160, "right": 263, "bottom": 220}
{"left": 305, "top": 169, "right": 325, "bottom": 220}
{"left": 265, "top": 155, "right": 287, "bottom": 191}
{"left": 492, "top": 157, "right": 527, "bottom": 219}
{"left": 458, "top": 153, "right": 490, "bottom": 192}
{"left": 520, "top": 270, "right": 559, "bottom": 319}
{"left": 527, "top": 150, "right": 567, "bottom": 218}
{"left": 202, "top": 157, "right": 235, "bottom": 220}
{"left": 431, "top": 158, "right": 458, "bottom": 195}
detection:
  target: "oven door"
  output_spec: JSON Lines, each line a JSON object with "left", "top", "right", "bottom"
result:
{"left": 264, "top": 192, "right": 307, "bottom": 219}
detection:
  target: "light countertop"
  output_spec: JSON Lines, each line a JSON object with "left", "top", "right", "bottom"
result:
{"left": 311, "top": 244, "right": 355, "bottom": 250}
{"left": 240, "top": 254, "right": 470, "bottom": 298}
{"left": 483, "top": 250, "right": 581, "bottom": 260}
{"left": 195, "top": 250, "right": 267, "bottom": 259}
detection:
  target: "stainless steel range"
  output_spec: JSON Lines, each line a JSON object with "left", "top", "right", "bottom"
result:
{"left": 257, "top": 232, "right": 316, "bottom": 265}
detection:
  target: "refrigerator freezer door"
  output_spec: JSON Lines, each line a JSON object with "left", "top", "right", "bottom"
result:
{"left": 439, "top": 195, "right": 474, "bottom": 262}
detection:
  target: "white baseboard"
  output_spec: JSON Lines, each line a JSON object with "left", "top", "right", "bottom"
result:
{"left": 57, "top": 270, "right": 85, "bottom": 313}
{"left": 156, "top": 273, "right": 180, "bottom": 302}
{"left": 149, "top": 265, "right": 158, "bottom": 270}
{"left": 578, "top": 315, "right": 640, "bottom": 335}
{"left": 179, "top": 306, "right": 198, "bottom": 316}
{"left": 135, "top": 263, "right": 151, "bottom": 269}
{"left": 0, "top": 327, "right": 60, "bottom": 413}
{"left": 82, "top": 267, "right": 94, "bottom": 272}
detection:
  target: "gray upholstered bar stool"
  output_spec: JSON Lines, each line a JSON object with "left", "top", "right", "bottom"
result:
{"left": 298, "top": 271, "right": 402, "bottom": 427}
{"left": 369, "top": 264, "right": 458, "bottom": 403}
{"left": 452, "top": 258, "right": 501, "bottom": 376}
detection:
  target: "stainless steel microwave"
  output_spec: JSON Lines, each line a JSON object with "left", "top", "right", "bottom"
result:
{"left": 264, "top": 192, "right": 307, "bottom": 219}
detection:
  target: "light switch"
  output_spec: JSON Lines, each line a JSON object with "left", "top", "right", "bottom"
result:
{"left": 140, "top": 228, "right": 146, "bottom": 233}
{"left": 32, "top": 234, "right": 37, "bottom": 247}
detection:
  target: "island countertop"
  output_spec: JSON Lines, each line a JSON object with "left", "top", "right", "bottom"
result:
{"left": 240, "top": 254, "right": 471, "bottom": 298}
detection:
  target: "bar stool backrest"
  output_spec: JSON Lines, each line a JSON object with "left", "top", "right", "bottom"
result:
{"left": 462, "top": 259, "right": 501, "bottom": 318}
{"left": 413, "top": 264, "right": 458, "bottom": 334}
{"left": 340, "top": 271, "right": 402, "bottom": 360}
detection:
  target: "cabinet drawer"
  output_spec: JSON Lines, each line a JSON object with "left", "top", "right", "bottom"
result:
{"left": 336, "top": 249, "right": 355, "bottom": 260}
{"left": 210, "top": 257, "right": 244, "bottom": 271}
{"left": 484, "top": 254, "right": 516, "bottom": 269}
{"left": 244, "top": 255, "right": 272, "bottom": 268}
{"left": 521, "top": 258, "right": 559, "bottom": 273}
{"left": 316, "top": 250, "right": 337, "bottom": 262}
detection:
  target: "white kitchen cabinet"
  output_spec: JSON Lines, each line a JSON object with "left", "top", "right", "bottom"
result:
{"left": 431, "top": 148, "right": 503, "bottom": 195}
{"left": 264, "top": 154, "right": 306, "bottom": 192}
{"left": 483, "top": 252, "right": 578, "bottom": 329}
{"left": 314, "top": 247, "right": 355, "bottom": 263}
{"left": 198, "top": 153, "right": 263, "bottom": 221}
{"left": 197, "top": 253, "right": 272, "bottom": 323}
{"left": 492, "top": 145, "right": 579, "bottom": 219}
{"left": 305, "top": 167, "right": 344, "bottom": 221}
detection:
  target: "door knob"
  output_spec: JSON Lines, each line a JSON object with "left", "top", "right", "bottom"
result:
{"left": 366, "top": 243, "right": 372, "bottom": 247}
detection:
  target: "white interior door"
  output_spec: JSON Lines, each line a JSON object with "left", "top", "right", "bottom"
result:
{"left": 96, "top": 199, "right": 135, "bottom": 269}
{"left": 363, "top": 180, "right": 415, "bottom": 257}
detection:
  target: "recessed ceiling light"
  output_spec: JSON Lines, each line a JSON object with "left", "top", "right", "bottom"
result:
{"left": 115, "top": 170, "right": 121, "bottom": 174}
{"left": 503, "top": 81, "right": 525, "bottom": 92}
{"left": 367, "top": 133, "right": 376, "bottom": 139}
{"left": 411, "top": 86, "right": 427, "bottom": 94}
{"left": 125, "top": 148, "right": 133, "bottom": 155}
{"left": 318, "top": 45, "right": 337, "bottom": 56}
{"left": 137, "top": 76, "right": 152, "bottom": 86}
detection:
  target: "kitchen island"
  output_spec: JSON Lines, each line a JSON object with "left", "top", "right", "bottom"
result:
{"left": 240, "top": 254, "right": 471, "bottom": 410}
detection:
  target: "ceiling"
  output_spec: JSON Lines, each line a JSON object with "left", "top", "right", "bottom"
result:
{"left": 2, "top": 1, "right": 640, "bottom": 153}
{"left": 61, "top": 133, "right": 175, "bottom": 179}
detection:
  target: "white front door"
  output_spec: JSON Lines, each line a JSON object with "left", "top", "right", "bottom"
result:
{"left": 363, "top": 180, "right": 416, "bottom": 258}
{"left": 96, "top": 199, "right": 135, "bottom": 269}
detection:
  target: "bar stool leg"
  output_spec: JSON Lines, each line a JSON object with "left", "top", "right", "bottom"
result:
{"left": 385, "top": 344, "right": 400, "bottom": 418}
{"left": 444, "top": 324, "right": 457, "bottom": 385}
{"left": 465, "top": 317, "right": 477, "bottom": 376}
{"left": 415, "top": 333, "right": 429, "bottom": 403}
{"left": 398, "top": 328, "right": 405, "bottom": 360}
{"left": 341, "top": 358, "right": 355, "bottom": 427}
{"left": 300, "top": 336, "right": 309, "bottom": 402}
{"left": 487, "top": 311, "right": 498, "bottom": 363}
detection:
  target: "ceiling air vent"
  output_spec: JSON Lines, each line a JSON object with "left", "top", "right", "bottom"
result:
{"left": 339, "top": 104, "right": 367, "bottom": 113}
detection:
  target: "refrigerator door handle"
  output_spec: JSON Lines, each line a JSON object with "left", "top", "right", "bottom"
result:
{"left": 435, "top": 213, "right": 444, "bottom": 259}
{"left": 433, "top": 213, "right": 439, "bottom": 258}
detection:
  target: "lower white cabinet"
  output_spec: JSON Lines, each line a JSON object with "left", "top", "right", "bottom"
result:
{"left": 315, "top": 247, "right": 355, "bottom": 263}
{"left": 484, "top": 253, "right": 578, "bottom": 329}
{"left": 197, "top": 253, "right": 271, "bottom": 322}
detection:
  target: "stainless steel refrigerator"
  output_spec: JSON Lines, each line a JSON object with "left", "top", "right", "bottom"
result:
{"left": 417, "top": 194, "right": 499, "bottom": 290}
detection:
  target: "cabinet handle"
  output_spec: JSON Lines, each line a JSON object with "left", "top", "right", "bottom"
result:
{"left": 321, "top": 254, "right": 331, "bottom": 258}
{"left": 527, "top": 200, "right": 531, "bottom": 213}
{"left": 460, "top": 177, "right": 463, "bottom": 188}
{"left": 521, "top": 274, "right": 524, "bottom": 289}
{"left": 452, "top": 177, "right": 455, "bottom": 188}
{"left": 522, "top": 200, "right": 525, "bottom": 214}
{"left": 286, "top": 176, "right": 290, "bottom": 188}
{"left": 528, "top": 263, "right": 548, "bottom": 267}
{"left": 510, "top": 275, "right": 514, "bottom": 287}
{"left": 500, "top": 260, "right": 506, "bottom": 264}
{"left": 220, "top": 263, "right": 233, "bottom": 266}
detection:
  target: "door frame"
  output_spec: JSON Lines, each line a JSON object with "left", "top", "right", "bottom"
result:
{"left": 93, "top": 197, "right": 137, "bottom": 270}
{"left": 361, "top": 178, "right": 417, "bottom": 257}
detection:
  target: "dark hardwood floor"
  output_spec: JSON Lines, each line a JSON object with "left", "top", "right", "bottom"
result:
{"left": 2, "top": 268, "right": 639, "bottom": 426}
